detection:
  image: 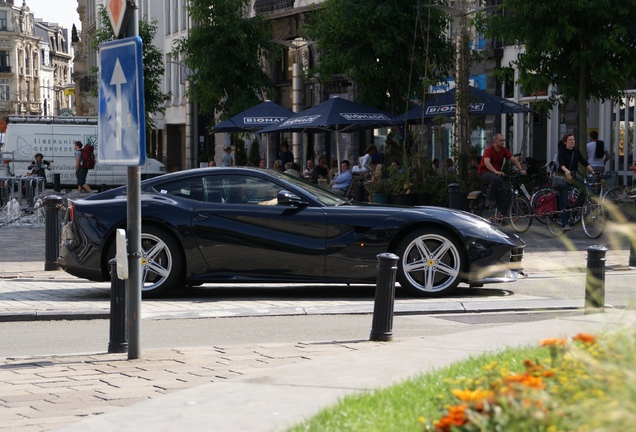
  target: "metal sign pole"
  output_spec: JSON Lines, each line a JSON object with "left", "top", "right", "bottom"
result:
{"left": 124, "top": 3, "right": 142, "bottom": 360}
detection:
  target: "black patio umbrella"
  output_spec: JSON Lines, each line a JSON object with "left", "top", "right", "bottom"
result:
{"left": 259, "top": 96, "right": 395, "bottom": 172}
{"left": 211, "top": 100, "right": 295, "bottom": 132}
{"left": 393, "top": 86, "right": 532, "bottom": 123}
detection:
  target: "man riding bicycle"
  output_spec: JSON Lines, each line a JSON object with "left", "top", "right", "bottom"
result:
{"left": 478, "top": 134, "right": 526, "bottom": 213}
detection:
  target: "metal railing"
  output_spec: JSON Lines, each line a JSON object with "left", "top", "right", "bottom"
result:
{"left": 0, "top": 176, "right": 46, "bottom": 209}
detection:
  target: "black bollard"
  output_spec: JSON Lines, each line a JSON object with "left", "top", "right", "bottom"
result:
{"left": 43, "top": 196, "right": 63, "bottom": 271}
{"left": 585, "top": 245, "right": 607, "bottom": 313}
{"left": 370, "top": 253, "right": 399, "bottom": 342}
{"left": 448, "top": 183, "right": 462, "bottom": 210}
{"left": 53, "top": 173, "right": 61, "bottom": 192}
{"left": 108, "top": 258, "right": 128, "bottom": 353}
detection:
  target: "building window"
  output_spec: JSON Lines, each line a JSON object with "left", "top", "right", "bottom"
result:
{"left": 181, "top": 0, "right": 187, "bottom": 31}
{"left": 173, "top": 0, "right": 179, "bottom": 34}
{"left": 165, "top": 54, "right": 172, "bottom": 100}
{"left": 0, "top": 50, "right": 9, "bottom": 73}
{"left": 0, "top": 11, "right": 7, "bottom": 31}
{"left": 0, "top": 78, "right": 9, "bottom": 100}
{"left": 165, "top": 0, "right": 171, "bottom": 35}
{"left": 172, "top": 60, "right": 179, "bottom": 103}
{"left": 25, "top": 81, "right": 30, "bottom": 101}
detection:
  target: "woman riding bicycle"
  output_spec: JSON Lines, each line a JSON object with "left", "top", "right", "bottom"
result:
{"left": 553, "top": 133, "right": 595, "bottom": 231}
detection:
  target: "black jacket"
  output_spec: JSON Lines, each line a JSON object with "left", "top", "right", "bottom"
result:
{"left": 557, "top": 147, "right": 589, "bottom": 175}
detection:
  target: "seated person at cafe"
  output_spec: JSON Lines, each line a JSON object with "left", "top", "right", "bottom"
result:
{"left": 330, "top": 160, "right": 352, "bottom": 196}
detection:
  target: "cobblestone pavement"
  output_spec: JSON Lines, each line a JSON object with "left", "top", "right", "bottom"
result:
{"left": 0, "top": 340, "right": 385, "bottom": 432}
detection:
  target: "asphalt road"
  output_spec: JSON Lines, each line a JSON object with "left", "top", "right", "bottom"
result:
{"left": 1, "top": 311, "right": 577, "bottom": 358}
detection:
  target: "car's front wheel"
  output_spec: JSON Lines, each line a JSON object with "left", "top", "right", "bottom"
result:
{"left": 107, "top": 226, "right": 184, "bottom": 298}
{"left": 395, "top": 228, "right": 464, "bottom": 296}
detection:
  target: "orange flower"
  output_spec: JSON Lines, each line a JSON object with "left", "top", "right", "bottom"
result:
{"left": 504, "top": 373, "right": 545, "bottom": 390}
{"left": 539, "top": 338, "right": 567, "bottom": 347}
{"left": 572, "top": 333, "right": 597, "bottom": 344}
{"left": 434, "top": 404, "right": 469, "bottom": 431}
{"left": 452, "top": 388, "right": 494, "bottom": 403}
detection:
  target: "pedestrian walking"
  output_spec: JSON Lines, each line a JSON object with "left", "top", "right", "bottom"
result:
{"left": 74, "top": 141, "right": 92, "bottom": 193}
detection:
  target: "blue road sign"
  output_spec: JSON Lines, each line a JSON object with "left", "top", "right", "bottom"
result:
{"left": 98, "top": 37, "right": 146, "bottom": 166}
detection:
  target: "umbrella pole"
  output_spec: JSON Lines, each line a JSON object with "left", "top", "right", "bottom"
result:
{"left": 265, "top": 134, "right": 269, "bottom": 168}
{"left": 337, "top": 127, "right": 341, "bottom": 175}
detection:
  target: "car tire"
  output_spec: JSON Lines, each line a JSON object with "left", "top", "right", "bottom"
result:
{"left": 107, "top": 226, "right": 184, "bottom": 298}
{"left": 395, "top": 228, "right": 464, "bottom": 297}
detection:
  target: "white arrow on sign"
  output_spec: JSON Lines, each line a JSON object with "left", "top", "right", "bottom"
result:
{"left": 110, "top": 58, "right": 127, "bottom": 151}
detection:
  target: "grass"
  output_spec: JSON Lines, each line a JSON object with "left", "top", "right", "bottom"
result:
{"left": 287, "top": 328, "right": 636, "bottom": 432}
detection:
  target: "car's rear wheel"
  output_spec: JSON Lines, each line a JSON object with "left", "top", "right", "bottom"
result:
{"left": 107, "top": 226, "right": 183, "bottom": 298}
{"left": 395, "top": 228, "right": 464, "bottom": 296}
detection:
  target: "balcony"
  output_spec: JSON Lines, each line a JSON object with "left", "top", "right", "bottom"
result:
{"left": 254, "top": 0, "right": 295, "bottom": 14}
{"left": 0, "top": 65, "right": 10, "bottom": 73}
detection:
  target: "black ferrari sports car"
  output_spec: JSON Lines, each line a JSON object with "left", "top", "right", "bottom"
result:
{"left": 58, "top": 167, "right": 524, "bottom": 298}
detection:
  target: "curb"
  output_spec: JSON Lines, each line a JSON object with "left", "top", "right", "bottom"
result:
{"left": 0, "top": 298, "right": 588, "bottom": 323}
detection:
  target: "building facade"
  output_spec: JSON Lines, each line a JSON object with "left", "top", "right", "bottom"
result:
{"left": 0, "top": 0, "right": 73, "bottom": 121}
{"left": 69, "top": 0, "right": 634, "bottom": 185}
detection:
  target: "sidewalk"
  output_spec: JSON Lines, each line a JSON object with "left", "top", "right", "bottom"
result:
{"left": 1, "top": 224, "right": 635, "bottom": 431}
{"left": 2, "top": 310, "right": 634, "bottom": 432}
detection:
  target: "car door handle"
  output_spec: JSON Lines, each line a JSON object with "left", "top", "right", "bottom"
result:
{"left": 194, "top": 213, "right": 209, "bottom": 221}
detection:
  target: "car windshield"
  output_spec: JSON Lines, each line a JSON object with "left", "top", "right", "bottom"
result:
{"left": 266, "top": 170, "right": 349, "bottom": 206}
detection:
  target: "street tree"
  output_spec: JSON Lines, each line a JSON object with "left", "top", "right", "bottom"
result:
{"left": 483, "top": 0, "right": 636, "bottom": 153}
{"left": 173, "top": 0, "right": 275, "bottom": 121}
{"left": 92, "top": 7, "right": 171, "bottom": 132}
{"left": 303, "top": 0, "right": 454, "bottom": 114}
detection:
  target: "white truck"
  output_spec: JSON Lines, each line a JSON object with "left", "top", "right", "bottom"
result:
{"left": 1, "top": 115, "right": 166, "bottom": 189}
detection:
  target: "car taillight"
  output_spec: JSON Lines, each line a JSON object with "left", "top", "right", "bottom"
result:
{"left": 69, "top": 204, "right": 75, "bottom": 221}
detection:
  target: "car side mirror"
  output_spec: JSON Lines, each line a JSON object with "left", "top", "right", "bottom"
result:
{"left": 277, "top": 190, "right": 308, "bottom": 207}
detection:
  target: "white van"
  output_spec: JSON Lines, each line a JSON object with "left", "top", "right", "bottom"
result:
{"left": 1, "top": 115, "right": 166, "bottom": 188}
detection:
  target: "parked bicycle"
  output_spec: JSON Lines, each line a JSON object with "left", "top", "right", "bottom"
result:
{"left": 593, "top": 173, "right": 632, "bottom": 221}
{"left": 534, "top": 172, "right": 605, "bottom": 238}
{"left": 468, "top": 172, "right": 533, "bottom": 233}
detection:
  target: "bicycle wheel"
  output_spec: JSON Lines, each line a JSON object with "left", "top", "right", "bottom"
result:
{"left": 603, "top": 186, "right": 628, "bottom": 221}
{"left": 545, "top": 210, "right": 565, "bottom": 236}
{"left": 582, "top": 196, "right": 606, "bottom": 239}
{"left": 508, "top": 196, "right": 532, "bottom": 233}
{"left": 530, "top": 188, "right": 552, "bottom": 225}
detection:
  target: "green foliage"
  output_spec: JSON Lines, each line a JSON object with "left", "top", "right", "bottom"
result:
{"left": 288, "top": 345, "right": 544, "bottom": 432}
{"left": 291, "top": 328, "right": 636, "bottom": 431}
{"left": 234, "top": 139, "right": 247, "bottom": 166}
{"left": 248, "top": 139, "right": 261, "bottom": 166}
{"left": 303, "top": 0, "right": 454, "bottom": 113}
{"left": 173, "top": 0, "right": 275, "bottom": 122}
{"left": 91, "top": 7, "right": 171, "bottom": 132}
{"left": 481, "top": 0, "right": 636, "bottom": 151}
{"left": 455, "top": 145, "right": 482, "bottom": 194}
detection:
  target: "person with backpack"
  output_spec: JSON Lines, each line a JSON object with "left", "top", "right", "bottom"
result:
{"left": 74, "top": 140, "right": 92, "bottom": 193}
{"left": 586, "top": 130, "right": 610, "bottom": 174}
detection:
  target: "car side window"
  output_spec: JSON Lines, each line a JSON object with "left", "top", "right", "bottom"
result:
{"left": 223, "top": 175, "right": 280, "bottom": 205}
{"left": 202, "top": 176, "right": 226, "bottom": 203}
{"left": 155, "top": 178, "right": 204, "bottom": 201}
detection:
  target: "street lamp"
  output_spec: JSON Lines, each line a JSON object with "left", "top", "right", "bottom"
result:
{"left": 271, "top": 39, "right": 314, "bottom": 165}
{"left": 430, "top": 2, "right": 498, "bottom": 154}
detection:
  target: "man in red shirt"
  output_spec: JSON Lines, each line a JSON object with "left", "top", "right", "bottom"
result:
{"left": 478, "top": 134, "right": 525, "bottom": 211}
